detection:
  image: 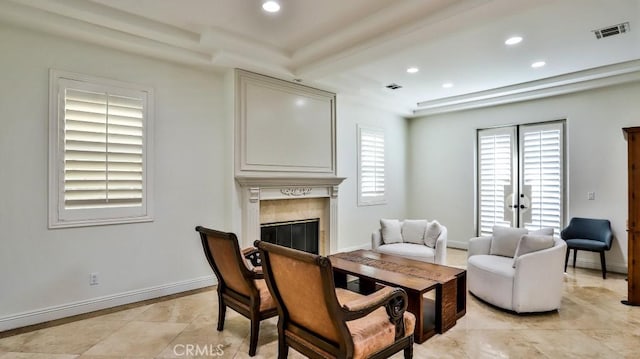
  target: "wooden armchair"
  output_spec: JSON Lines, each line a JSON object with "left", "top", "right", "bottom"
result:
{"left": 195, "top": 226, "right": 277, "bottom": 356}
{"left": 255, "top": 240, "right": 415, "bottom": 359}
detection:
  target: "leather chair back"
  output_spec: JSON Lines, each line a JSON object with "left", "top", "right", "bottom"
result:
{"left": 561, "top": 217, "right": 613, "bottom": 249}
{"left": 199, "top": 228, "right": 252, "bottom": 296}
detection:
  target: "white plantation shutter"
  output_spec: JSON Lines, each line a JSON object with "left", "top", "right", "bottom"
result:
{"left": 358, "top": 126, "right": 385, "bottom": 205}
{"left": 520, "top": 123, "right": 563, "bottom": 235}
{"left": 49, "top": 71, "right": 153, "bottom": 228}
{"left": 64, "top": 89, "right": 144, "bottom": 209}
{"left": 477, "top": 128, "right": 516, "bottom": 236}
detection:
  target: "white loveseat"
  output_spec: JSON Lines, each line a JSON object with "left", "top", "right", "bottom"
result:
{"left": 467, "top": 226, "right": 567, "bottom": 313}
{"left": 371, "top": 219, "right": 447, "bottom": 264}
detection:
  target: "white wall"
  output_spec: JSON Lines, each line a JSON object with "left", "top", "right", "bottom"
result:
{"left": 407, "top": 81, "right": 640, "bottom": 272}
{"left": 0, "top": 24, "right": 409, "bottom": 330}
{"left": 336, "top": 98, "right": 407, "bottom": 250}
{"left": 0, "top": 24, "right": 228, "bottom": 329}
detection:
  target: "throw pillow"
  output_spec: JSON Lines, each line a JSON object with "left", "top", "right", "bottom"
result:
{"left": 530, "top": 227, "right": 554, "bottom": 236}
{"left": 380, "top": 219, "right": 403, "bottom": 244}
{"left": 490, "top": 226, "right": 528, "bottom": 258}
{"left": 402, "top": 220, "right": 428, "bottom": 244}
{"left": 512, "top": 234, "right": 555, "bottom": 268}
{"left": 424, "top": 220, "right": 442, "bottom": 248}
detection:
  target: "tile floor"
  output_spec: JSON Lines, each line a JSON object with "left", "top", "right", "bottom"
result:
{"left": 1, "top": 248, "right": 639, "bottom": 358}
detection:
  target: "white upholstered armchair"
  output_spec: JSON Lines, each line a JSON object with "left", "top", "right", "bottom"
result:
{"left": 467, "top": 227, "right": 567, "bottom": 313}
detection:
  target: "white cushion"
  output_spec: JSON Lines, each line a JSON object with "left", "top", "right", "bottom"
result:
{"left": 375, "top": 243, "right": 436, "bottom": 263}
{"left": 530, "top": 227, "right": 554, "bottom": 236}
{"left": 380, "top": 219, "right": 403, "bottom": 244}
{"left": 467, "top": 254, "right": 515, "bottom": 310}
{"left": 424, "top": 220, "right": 442, "bottom": 248}
{"left": 402, "top": 220, "right": 428, "bottom": 244}
{"left": 512, "top": 235, "right": 555, "bottom": 268}
{"left": 490, "top": 226, "right": 528, "bottom": 258}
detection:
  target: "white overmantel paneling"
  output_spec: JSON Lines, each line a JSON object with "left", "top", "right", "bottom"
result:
{"left": 233, "top": 69, "right": 344, "bottom": 253}
{"left": 235, "top": 69, "right": 337, "bottom": 177}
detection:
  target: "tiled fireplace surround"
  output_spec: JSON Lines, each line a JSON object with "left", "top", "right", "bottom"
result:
{"left": 236, "top": 178, "right": 344, "bottom": 255}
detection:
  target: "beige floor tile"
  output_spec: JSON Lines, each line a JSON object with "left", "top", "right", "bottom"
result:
{"left": 582, "top": 329, "right": 640, "bottom": 357}
{"left": 155, "top": 313, "right": 267, "bottom": 358}
{"left": 95, "top": 305, "right": 153, "bottom": 322}
{"left": 528, "top": 329, "right": 620, "bottom": 358}
{"left": 3, "top": 247, "right": 640, "bottom": 358}
{"left": 76, "top": 356, "right": 152, "bottom": 359}
{"left": 82, "top": 321, "right": 187, "bottom": 357}
{"left": 0, "top": 318, "right": 127, "bottom": 354}
{"left": 132, "top": 296, "right": 212, "bottom": 324}
{"left": 0, "top": 353, "right": 78, "bottom": 359}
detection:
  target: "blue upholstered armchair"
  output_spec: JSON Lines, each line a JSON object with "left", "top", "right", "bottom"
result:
{"left": 561, "top": 217, "right": 614, "bottom": 279}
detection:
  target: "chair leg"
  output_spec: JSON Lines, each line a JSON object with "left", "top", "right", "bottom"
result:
{"left": 217, "top": 301, "right": 226, "bottom": 332}
{"left": 404, "top": 342, "right": 413, "bottom": 359}
{"left": 277, "top": 336, "right": 288, "bottom": 359}
{"left": 249, "top": 315, "right": 260, "bottom": 356}
{"left": 573, "top": 249, "right": 578, "bottom": 268}
{"left": 564, "top": 247, "right": 570, "bottom": 272}
{"left": 600, "top": 251, "right": 607, "bottom": 279}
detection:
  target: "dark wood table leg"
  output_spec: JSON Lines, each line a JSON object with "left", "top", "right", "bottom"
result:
{"left": 406, "top": 290, "right": 426, "bottom": 344}
{"left": 334, "top": 271, "right": 347, "bottom": 288}
{"left": 439, "top": 280, "right": 458, "bottom": 333}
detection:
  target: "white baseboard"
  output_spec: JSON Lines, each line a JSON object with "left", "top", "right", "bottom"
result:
{"left": 566, "top": 253, "right": 627, "bottom": 275}
{"left": 338, "top": 243, "right": 370, "bottom": 253}
{"left": 0, "top": 275, "right": 216, "bottom": 332}
{"left": 447, "top": 240, "right": 469, "bottom": 250}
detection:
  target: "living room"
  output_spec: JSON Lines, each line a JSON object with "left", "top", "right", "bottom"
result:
{"left": 1, "top": 0, "right": 640, "bottom": 358}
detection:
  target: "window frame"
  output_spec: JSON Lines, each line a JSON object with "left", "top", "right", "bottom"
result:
{"left": 48, "top": 70, "right": 154, "bottom": 228}
{"left": 357, "top": 124, "right": 386, "bottom": 206}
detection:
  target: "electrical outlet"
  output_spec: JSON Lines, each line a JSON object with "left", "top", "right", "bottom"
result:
{"left": 89, "top": 272, "right": 99, "bottom": 286}
{"left": 588, "top": 192, "right": 595, "bottom": 200}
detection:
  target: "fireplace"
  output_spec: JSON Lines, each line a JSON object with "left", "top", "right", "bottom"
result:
{"left": 235, "top": 177, "right": 345, "bottom": 255}
{"left": 261, "top": 218, "right": 319, "bottom": 254}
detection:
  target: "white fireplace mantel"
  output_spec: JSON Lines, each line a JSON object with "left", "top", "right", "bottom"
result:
{"left": 237, "top": 176, "right": 345, "bottom": 254}
{"left": 235, "top": 175, "right": 346, "bottom": 187}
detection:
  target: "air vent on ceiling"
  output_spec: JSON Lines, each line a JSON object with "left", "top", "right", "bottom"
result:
{"left": 593, "top": 22, "right": 630, "bottom": 39}
{"left": 385, "top": 83, "right": 402, "bottom": 90}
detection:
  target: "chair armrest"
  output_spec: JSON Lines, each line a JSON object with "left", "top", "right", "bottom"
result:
{"left": 342, "top": 287, "right": 407, "bottom": 319}
{"left": 371, "top": 230, "right": 383, "bottom": 250}
{"left": 341, "top": 287, "right": 409, "bottom": 339}
{"left": 468, "top": 236, "right": 492, "bottom": 258}
{"left": 512, "top": 239, "right": 567, "bottom": 311}
{"left": 248, "top": 267, "right": 264, "bottom": 279}
{"left": 434, "top": 226, "right": 448, "bottom": 264}
{"left": 242, "top": 247, "right": 262, "bottom": 267}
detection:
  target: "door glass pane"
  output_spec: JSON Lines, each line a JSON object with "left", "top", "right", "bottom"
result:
{"left": 520, "top": 122, "right": 564, "bottom": 236}
{"left": 477, "top": 127, "right": 516, "bottom": 236}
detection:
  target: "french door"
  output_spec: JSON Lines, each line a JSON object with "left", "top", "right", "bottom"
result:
{"left": 477, "top": 121, "right": 564, "bottom": 236}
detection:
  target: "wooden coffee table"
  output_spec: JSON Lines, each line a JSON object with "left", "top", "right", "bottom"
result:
{"left": 329, "top": 250, "right": 466, "bottom": 343}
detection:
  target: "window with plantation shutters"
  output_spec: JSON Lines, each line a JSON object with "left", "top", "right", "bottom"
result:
{"left": 49, "top": 71, "right": 153, "bottom": 228}
{"left": 358, "top": 125, "right": 385, "bottom": 206}
{"left": 476, "top": 121, "right": 564, "bottom": 237}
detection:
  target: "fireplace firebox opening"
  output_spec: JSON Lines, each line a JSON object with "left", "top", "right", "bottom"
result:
{"left": 260, "top": 218, "right": 319, "bottom": 254}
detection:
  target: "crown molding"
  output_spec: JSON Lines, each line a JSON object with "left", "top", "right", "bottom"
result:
{"left": 411, "top": 59, "right": 640, "bottom": 118}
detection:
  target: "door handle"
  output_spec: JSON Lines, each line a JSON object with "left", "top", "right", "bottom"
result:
{"left": 520, "top": 204, "right": 527, "bottom": 209}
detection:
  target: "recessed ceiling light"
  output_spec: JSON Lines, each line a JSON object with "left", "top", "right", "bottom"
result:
{"left": 262, "top": 1, "right": 280, "bottom": 13}
{"left": 442, "top": 82, "right": 453, "bottom": 88}
{"left": 531, "top": 61, "right": 546, "bottom": 68}
{"left": 505, "top": 36, "right": 523, "bottom": 45}
{"left": 406, "top": 67, "right": 419, "bottom": 74}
